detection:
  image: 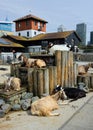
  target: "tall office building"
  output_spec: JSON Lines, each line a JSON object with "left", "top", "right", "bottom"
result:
{"left": 76, "top": 23, "right": 87, "bottom": 45}
{"left": 0, "top": 19, "right": 14, "bottom": 37}
{"left": 90, "top": 31, "right": 93, "bottom": 45}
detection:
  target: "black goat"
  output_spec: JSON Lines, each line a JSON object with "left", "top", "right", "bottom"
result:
{"left": 53, "top": 85, "right": 86, "bottom": 101}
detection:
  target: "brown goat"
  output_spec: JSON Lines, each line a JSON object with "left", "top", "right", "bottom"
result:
{"left": 35, "top": 59, "right": 46, "bottom": 68}
{"left": 4, "top": 77, "right": 21, "bottom": 91}
{"left": 19, "top": 54, "right": 46, "bottom": 68}
{"left": 31, "top": 91, "right": 66, "bottom": 116}
{"left": 78, "top": 63, "right": 91, "bottom": 75}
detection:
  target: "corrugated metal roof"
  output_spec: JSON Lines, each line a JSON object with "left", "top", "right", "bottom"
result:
{"left": 13, "top": 14, "right": 48, "bottom": 23}
{"left": 0, "top": 38, "right": 24, "bottom": 47}
{"left": 29, "top": 31, "right": 75, "bottom": 41}
{"left": 7, "top": 35, "right": 28, "bottom": 41}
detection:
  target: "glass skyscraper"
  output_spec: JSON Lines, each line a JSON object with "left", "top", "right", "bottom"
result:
{"left": 76, "top": 23, "right": 87, "bottom": 45}
{"left": 0, "top": 21, "right": 13, "bottom": 32}
{"left": 90, "top": 31, "right": 93, "bottom": 45}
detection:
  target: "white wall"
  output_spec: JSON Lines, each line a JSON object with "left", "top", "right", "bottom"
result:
{"left": 14, "top": 29, "right": 45, "bottom": 38}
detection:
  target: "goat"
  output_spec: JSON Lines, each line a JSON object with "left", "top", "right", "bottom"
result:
{"left": 31, "top": 90, "right": 67, "bottom": 116}
{"left": 4, "top": 77, "right": 21, "bottom": 92}
{"left": 18, "top": 54, "right": 46, "bottom": 68}
{"left": 53, "top": 85, "right": 86, "bottom": 101}
{"left": 35, "top": 59, "right": 46, "bottom": 68}
{"left": 78, "top": 63, "right": 91, "bottom": 75}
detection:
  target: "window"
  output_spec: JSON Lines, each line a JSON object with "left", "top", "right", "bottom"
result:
{"left": 27, "top": 31, "right": 29, "bottom": 37}
{"left": 26, "top": 20, "right": 30, "bottom": 26}
{"left": 18, "top": 22, "right": 21, "bottom": 28}
{"left": 42, "top": 23, "right": 44, "bottom": 27}
{"left": 34, "top": 31, "right": 36, "bottom": 35}
{"left": 18, "top": 33, "right": 21, "bottom": 36}
{"left": 34, "top": 21, "right": 37, "bottom": 26}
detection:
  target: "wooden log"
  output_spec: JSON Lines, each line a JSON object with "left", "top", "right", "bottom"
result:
{"left": 61, "top": 51, "right": 65, "bottom": 87}
{"left": 33, "top": 68, "right": 38, "bottom": 96}
{"left": 73, "top": 62, "right": 78, "bottom": 86}
{"left": 55, "top": 51, "right": 62, "bottom": 85}
{"left": 43, "top": 68, "right": 49, "bottom": 95}
{"left": 37, "top": 69, "right": 44, "bottom": 97}
{"left": 28, "top": 68, "right": 34, "bottom": 92}
{"left": 53, "top": 66, "right": 57, "bottom": 87}
{"left": 49, "top": 66, "right": 55, "bottom": 94}
{"left": 64, "top": 51, "right": 69, "bottom": 87}
{"left": 69, "top": 51, "right": 74, "bottom": 87}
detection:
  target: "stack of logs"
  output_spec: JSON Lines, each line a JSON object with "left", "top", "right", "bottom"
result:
{"left": 27, "top": 51, "right": 75, "bottom": 97}
{"left": 11, "top": 51, "right": 76, "bottom": 97}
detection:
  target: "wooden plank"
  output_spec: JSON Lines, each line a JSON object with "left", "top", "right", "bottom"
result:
{"left": 33, "top": 68, "right": 38, "bottom": 96}
{"left": 28, "top": 68, "right": 34, "bottom": 92}
{"left": 69, "top": 51, "right": 74, "bottom": 87}
{"left": 49, "top": 66, "right": 54, "bottom": 94}
{"left": 53, "top": 66, "right": 57, "bottom": 87}
{"left": 73, "top": 62, "right": 78, "bottom": 86}
{"left": 64, "top": 51, "right": 69, "bottom": 87}
{"left": 43, "top": 68, "right": 49, "bottom": 95}
{"left": 37, "top": 69, "right": 44, "bottom": 97}
{"left": 61, "top": 51, "right": 66, "bottom": 87}
{"left": 0, "top": 87, "right": 27, "bottom": 101}
{"left": 55, "top": 51, "right": 62, "bottom": 85}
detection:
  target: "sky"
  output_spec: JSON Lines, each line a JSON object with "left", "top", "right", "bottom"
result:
{"left": 0, "top": 0, "right": 93, "bottom": 42}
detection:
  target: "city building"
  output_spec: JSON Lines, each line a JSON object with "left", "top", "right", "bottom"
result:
{"left": 13, "top": 14, "right": 48, "bottom": 38}
{"left": 76, "top": 23, "right": 87, "bottom": 45}
{"left": 0, "top": 20, "right": 14, "bottom": 36}
{"left": 90, "top": 31, "right": 93, "bottom": 45}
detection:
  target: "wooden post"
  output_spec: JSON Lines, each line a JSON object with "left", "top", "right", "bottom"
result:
{"left": 28, "top": 68, "right": 34, "bottom": 92}
{"left": 61, "top": 51, "right": 65, "bottom": 87}
{"left": 64, "top": 51, "right": 69, "bottom": 87}
{"left": 37, "top": 69, "right": 44, "bottom": 97}
{"left": 33, "top": 68, "right": 38, "bottom": 96}
{"left": 69, "top": 51, "right": 74, "bottom": 87}
{"left": 73, "top": 62, "right": 78, "bottom": 86}
{"left": 43, "top": 68, "right": 49, "bottom": 95}
{"left": 55, "top": 51, "right": 62, "bottom": 85}
{"left": 49, "top": 66, "right": 54, "bottom": 94}
{"left": 53, "top": 66, "right": 57, "bottom": 87}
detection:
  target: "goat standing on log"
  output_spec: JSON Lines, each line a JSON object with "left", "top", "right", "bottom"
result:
{"left": 31, "top": 90, "right": 67, "bottom": 116}
{"left": 78, "top": 63, "right": 92, "bottom": 75}
{"left": 18, "top": 54, "right": 46, "bottom": 68}
{"left": 4, "top": 77, "right": 21, "bottom": 92}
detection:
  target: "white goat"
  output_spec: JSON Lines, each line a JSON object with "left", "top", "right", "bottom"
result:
{"left": 4, "top": 76, "right": 21, "bottom": 91}
{"left": 31, "top": 90, "right": 67, "bottom": 116}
